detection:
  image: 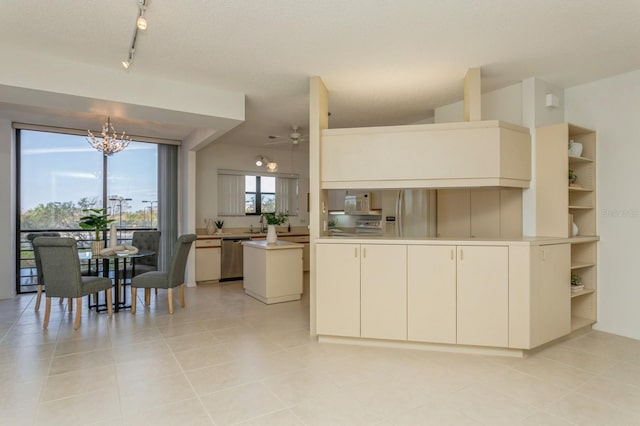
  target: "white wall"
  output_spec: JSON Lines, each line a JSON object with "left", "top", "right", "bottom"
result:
{"left": 196, "top": 143, "right": 310, "bottom": 230}
{"left": 434, "top": 82, "right": 523, "bottom": 124}
{"left": 566, "top": 69, "right": 640, "bottom": 340}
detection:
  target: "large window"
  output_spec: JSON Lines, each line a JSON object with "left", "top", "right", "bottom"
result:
{"left": 218, "top": 169, "right": 298, "bottom": 216}
{"left": 17, "top": 129, "right": 159, "bottom": 293}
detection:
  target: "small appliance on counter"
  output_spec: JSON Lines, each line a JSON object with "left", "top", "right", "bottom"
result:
{"left": 344, "top": 193, "right": 371, "bottom": 214}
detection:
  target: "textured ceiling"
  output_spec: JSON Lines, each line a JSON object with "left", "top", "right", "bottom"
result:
{"left": 0, "top": 0, "right": 639, "bottom": 149}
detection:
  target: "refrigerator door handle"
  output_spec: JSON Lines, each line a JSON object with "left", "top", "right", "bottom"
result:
{"left": 395, "top": 190, "right": 404, "bottom": 237}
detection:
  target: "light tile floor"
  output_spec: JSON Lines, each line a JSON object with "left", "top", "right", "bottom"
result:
{"left": 2, "top": 276, "right": 640, "bottom": 425}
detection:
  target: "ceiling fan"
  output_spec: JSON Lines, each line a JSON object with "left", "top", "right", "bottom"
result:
{"left": 265, "top": 125, "right": 307, "bottom": 146}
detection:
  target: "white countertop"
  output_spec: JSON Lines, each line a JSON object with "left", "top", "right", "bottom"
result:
{"left": 242, "top": 240, "right": 304, "bottom": 250}
{"left": 316, "top": 235, "right": 599, "bottom": 246}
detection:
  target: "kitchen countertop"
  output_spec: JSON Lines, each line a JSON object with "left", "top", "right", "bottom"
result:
{"left": 197, "top": 230, "right": 309, "bottom": 239}
{"left": 242, "top": 240, "right": 304, "bottom": 250}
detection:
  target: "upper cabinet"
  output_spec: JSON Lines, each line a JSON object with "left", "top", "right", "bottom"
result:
{"left": 321, "top": 120, "right": 531, "bottom": 190}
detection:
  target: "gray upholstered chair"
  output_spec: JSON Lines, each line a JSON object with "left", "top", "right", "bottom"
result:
{"left": 27, "top": 232, "right": 61, "bottom": 310}
{"left": 33, "top": 237, "right": 113, "bottom": 329}
{"left": 118, "top": 230, "right": 160, "bottom": 302}
{"left": 131, "top": 234, "right": 196, "bottom": 314}
{"left": 121, "top": 230, "right": 160, "bottom": 277}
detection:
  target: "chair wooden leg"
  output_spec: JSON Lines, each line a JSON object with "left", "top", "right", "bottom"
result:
{"left": 144, "top": 288, "right": 150, "bottom": 306}
{"left": 168, "top": 288, "right": 174, "bottom": 314}
{"left": 43, "top": 297, "right": 51, "bottom": 329}
{"left": 106, "top": 288, "right": 113, "bottom": 316}
{"left": 131, "top": 287, "right": 137, "bottom": 314}
{"left": 74, "top": 297, "right": 82, "bottom": 330}
{"left": 35, "top": 284, "right": 43, "bottom": 310}
{"left": 179, "top": 284, "right": 185, "bottom": 308}
{"left": 68, "top": 297, "right": 73, "bottom": 312}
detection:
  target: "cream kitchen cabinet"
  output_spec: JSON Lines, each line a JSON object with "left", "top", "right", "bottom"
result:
{"left": 195, "top": 238, "right": 221, "bottom": 282}
{"left": 321, "top": 120, "right": 531, "bottom": 189}
{"left": 408, "top": 244, "right": 509, "bottom": 347}
{"left": 316, "top": 243, "right": 407, "bottom": 339}
{"left": 360, "top": 244, "right": 407, "bottom": 340}
{"left": 316, "top": 243, "right": 361, "bottom": 337}
{"left": 456, "top": 245, "right": 509, "bottom": 347}
{"left": 436, "top": 188, "right": 523, "bottom": 239}
{"left": 407, "top": 245, "right": 456, "bottom": 344}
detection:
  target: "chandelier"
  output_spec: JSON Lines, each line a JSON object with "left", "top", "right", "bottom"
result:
{"left": 86, "top": 117, "right": 131, "bottom": 156}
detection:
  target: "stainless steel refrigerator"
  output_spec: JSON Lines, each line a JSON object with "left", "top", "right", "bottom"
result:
{"left": 385, "top": 189, "right": 437, "bottom": 238}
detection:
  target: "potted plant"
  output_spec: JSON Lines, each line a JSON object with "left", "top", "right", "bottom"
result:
{"left": 262, "top": 211, "right": 288, "bottom": 244}
{"left": 568, "top": 169, "right": 577, "bottom": 185}
{"left": 571, "top": 273, "right": 583, "bottom": 292}
{"left": 214, "top": 219, "right": 224, "bottom": 234}
{"left": 79, "top": 208, "right": 115, "bottom": 255}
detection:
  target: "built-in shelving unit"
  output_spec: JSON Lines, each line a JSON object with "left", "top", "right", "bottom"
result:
{"left": 536, "top": 123, "right": 598, "bottom": 332}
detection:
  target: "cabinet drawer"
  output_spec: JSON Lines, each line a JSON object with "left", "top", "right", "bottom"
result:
{"left": 196, "top": 238, "right": 221, "bottom": 248}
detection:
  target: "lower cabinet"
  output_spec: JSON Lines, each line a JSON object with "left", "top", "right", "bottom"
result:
{"left": 316, "top": 243, "right": 407, "bottom": 339}
{"left": 195, "top": 239, "right": 221, "bottom": 282}
{"left": 317, "top": 241, "right": 567, "bottom": 350}
{"left": 456, "top": 246, "right": 509, "bottom": 347}
{"left": 316, "top": 243, "right": 361, "bottom": 337}
{"left": 407, "top": 245, "right": 508, "bottom": 347}
{"left": 361, "top": 244, "right": 407, "bottom": 340}
{"left": 407, "top": 245, "right": 457, "bottom": 344}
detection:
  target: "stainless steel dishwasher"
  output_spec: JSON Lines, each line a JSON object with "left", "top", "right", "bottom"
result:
{"left": 220, "top": 236, "right": 251, "bottom": 281}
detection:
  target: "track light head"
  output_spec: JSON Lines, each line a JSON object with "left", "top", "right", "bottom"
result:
{"left": 136, "top": 15, "right": 147, "bottom": 30}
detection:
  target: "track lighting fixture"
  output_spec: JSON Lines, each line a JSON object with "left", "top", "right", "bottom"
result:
{"left": 255, "top": 155, "right": 278, "bottom": 172}
{"left": 121, "top": 0, "right": 148, "bottom": 69}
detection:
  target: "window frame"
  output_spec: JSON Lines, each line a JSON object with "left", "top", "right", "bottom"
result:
{"left": 245, "top": 175, "right": 276, "bottom": 216}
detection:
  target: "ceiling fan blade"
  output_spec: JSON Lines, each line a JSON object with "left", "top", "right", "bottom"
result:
{"left": 264, "top": 139, "right": 290, "bottom": 146}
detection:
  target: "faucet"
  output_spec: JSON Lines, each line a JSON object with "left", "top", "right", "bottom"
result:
{"left": 259, "top": 214, "right": 265, "bottom": 233}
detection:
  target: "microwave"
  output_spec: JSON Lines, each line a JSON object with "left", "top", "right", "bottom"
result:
{"left": 344, "top": 193, "right": 371, "bottom": 214}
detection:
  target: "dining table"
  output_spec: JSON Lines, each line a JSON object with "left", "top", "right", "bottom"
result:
{"left": 79, "top": 250, "right": 155, "bottom": 312}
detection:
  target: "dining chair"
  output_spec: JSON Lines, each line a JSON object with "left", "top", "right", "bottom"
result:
{"left": 131, "top": 234, "right": 196, "bottom": 314}
{"left": 33, "top": 237, "right": 113, "bottom": 329}
{"left": 117, "top": 230, "right": 160, "bottom": 302}
{"left": 27, "top": 232, "right": 61, "bottom": 310}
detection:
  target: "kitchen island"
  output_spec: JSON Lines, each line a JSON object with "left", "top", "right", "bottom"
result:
{"left": 242, "top": 240, "right": 304, "bottom": 304}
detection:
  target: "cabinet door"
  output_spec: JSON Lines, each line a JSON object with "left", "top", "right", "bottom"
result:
{"left": 470, "top": 189, "right": 500, "bottom": 238}
{"left": 196, "top": 247, "right": 220, "bottom": 282}
{"left": 316, "top": 243, "right": 361, "bottom": 337}
{"left": 436, "top": 189, "right": 470, "bottom": 238}
{"left": 361, "top": 244, "right": 407, "bottom": 340}
{"left": 532, "top": 244, "right": 571, "bottom": 346}
{"left": 407, "top": 245, "right": 456, "bottom": 344}
{"left": 457, "top": 246, "right": 508, "bottom": 347}
{"left": 327, "top": 189, "right": 347, "bottom": 211}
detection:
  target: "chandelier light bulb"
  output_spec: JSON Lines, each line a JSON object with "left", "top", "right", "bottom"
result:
{"left": 255, "top": 156, "right": 264, "bottom": 167}
{"left": 122, "top": 60, "right": 131, "bottom": 69}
